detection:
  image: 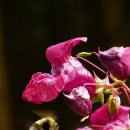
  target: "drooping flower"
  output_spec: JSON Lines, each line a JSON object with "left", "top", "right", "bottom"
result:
{"left": 64, "top": 86, "right": 92, "bottom": 116}
{"left": 90, "top": 103, "right": 130, "bottom": 130}
{"left": 46, "top": 37, "right": 96, "bottom": 99}
{"left": 22, "top": 72, "right": 64, "bottom": 104}
{"left": 22, "top": 37, "right": 96, "bottom": 104}
{"left": 98, "top": 46, "right": 130, "bottom": 80}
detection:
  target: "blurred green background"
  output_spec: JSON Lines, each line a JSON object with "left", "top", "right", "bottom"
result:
{"left": 0, "top": 0, "right": 130, "bottom": 130}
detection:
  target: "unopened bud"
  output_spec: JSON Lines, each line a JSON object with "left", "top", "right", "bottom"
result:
{"left": 77, "top": 52, "right": 92, "bottom": 57}
{"left": 107, "top": 95, "right": 121, "bottom": 116}
{"left": 64, "top": 86, "right": 92, "bottom": 116}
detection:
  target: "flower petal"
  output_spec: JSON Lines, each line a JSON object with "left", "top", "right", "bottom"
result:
{"left": 52, "top": 56, "right": 96, "bottom": 99}
{"left": 46, "top": 37, "right": 87, "bottom": 64}
{"left": 90, "top": 103, "right": 130, "bottom": 129}
{"left": 64, "top": 86, "right": 92, "bottom": 116}
{"left": 113, "top": 106, "right": 130, "bottom": 128}
{"left": 99, "top": 46, "right": 130, "bottom": 80}
{"left": 90, "top": 104, "right": 111, "bottom": 126}
{"left": 22, "top": 72, "right": 64, "bottom": 104}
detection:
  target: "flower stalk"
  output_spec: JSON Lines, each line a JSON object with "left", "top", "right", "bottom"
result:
{"left": 76, "top": 56, "right": 112, "bottom": 79}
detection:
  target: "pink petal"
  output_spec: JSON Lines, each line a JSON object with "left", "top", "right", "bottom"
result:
{"left": 113, "top": 106, "right": 130, "bottom": 128}
{"left": 90, "top": 103, "right": 130, "bottom": 129}
{"left": 64, "top": 66, "right": 96, "bottom": 99}
{"left": 52, "top": 57, "right": 96, "bottom": 99}
{"left": 22, "top": 72, "right": 64, "bottom": 104}
{"left": 99, "top": 46, "right": 130, "bottom": 80}
{"left": 90, "top": 104, "right": 111, "bottom": 126}
{"left": 46, "top": 37, "right": 87, "bottom": 64}
{"left": 121, "top": 47, "right": 130, "bottom": 73}
{"left": 52, "top": 58, "right": 77, "bottom": 85}
{"left": 64, "top": 86, "right": 92, "bottom": 116}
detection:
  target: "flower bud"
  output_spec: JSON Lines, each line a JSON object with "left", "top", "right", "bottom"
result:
{"left": 77, "top": 52, "right": 92, "bottom": 57}
{"left": 64, "top": 86, "right": 92, "bottom": 116}
{"left": 107, "top": 95, "right": 121, "bottom": 116}
{"left": 99, "top": 46, "right": 130, "bottom": 80}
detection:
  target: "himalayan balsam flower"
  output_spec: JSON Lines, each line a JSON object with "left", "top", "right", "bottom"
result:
{"left": 64, "top": 86, "right": 92, "bottom": 116}
{"left": 99, "top": 46, "right": 130, "bottom": 80}
{"left": 46, "top": 37, "right": 96, "bottom": 99}
{"left": 22, "top": 37, "right": 96, "bottom": 104}
{"left": 90, "top": 103, "right": 130, "bottom": 130}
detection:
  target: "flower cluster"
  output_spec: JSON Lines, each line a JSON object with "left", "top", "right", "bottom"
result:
{"left": 22, "top": 37, "right": 130, "bottom": 130}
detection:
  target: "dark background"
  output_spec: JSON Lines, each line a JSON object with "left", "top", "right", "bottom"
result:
{"left": 0, "top": 0, "right": 130, "bottom": 130}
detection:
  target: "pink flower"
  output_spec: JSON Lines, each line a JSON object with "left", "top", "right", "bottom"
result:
{"left": 46, "top": 37, "right": 96, "bottom": 99}
{"left": 90, "top": 104, "right": 130, "bottom": 130}
{"left": 99, "top": 46, "right": 130, "bottom": 80}
{"left": 22, "top": 72, "right": 64, "bottom": 104}
{"left": 22, "top": 37, "right": 96, "bottom": 104}
{"left": 64, "top": 86, "right": 92, "bottom": 116}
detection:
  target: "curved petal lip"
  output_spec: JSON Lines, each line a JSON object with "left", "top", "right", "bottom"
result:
{"left": 46, "top": 37, "right": 87, "bottom": 64}
{"left": 22, "top": 72, "right": 64, "bottom": 104}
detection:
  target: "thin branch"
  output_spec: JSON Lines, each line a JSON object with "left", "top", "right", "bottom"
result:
{"left": 77, "top": 56, "right": 112, "bottom": 79}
